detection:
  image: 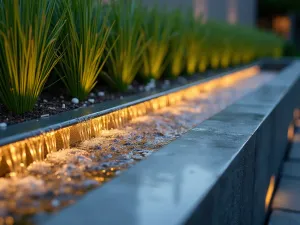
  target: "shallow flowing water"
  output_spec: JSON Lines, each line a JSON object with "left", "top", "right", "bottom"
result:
{"left": 0, "top": 71, "right": 275, "bottom": 224}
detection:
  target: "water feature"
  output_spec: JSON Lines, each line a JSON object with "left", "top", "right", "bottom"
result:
{"left": 0, "top": 67, "right": 276, "bottom": 223}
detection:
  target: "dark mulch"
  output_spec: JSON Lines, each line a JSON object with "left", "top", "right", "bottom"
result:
{"left": 0, "top": 69, "right": 221, "bottom": 126}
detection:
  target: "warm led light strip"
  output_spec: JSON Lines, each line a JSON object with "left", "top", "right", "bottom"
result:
{"left": 0, "top": 66, "right": 260, "bottom": 174}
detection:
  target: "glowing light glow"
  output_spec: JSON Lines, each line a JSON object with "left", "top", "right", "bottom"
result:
{"left": 227, "top": 0, "right": 237, "bottom": 24}
{"left": 194, "top": 0, "right": 207, "bottom": 22}
{"left": 265, "top": 175, "right": 276, "bottom": 210}
{"left": 288, "top": 123, "right": 295, "bottom": 141}
{"left": 0, "top": 66, "right": 260, "bottom": 174}
{"left": 272, "top": 16, "right": 291, "bottom": 39}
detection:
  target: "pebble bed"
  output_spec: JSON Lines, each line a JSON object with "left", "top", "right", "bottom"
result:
{"left": 0, "top": 72, "right": 275, "bottom": 224}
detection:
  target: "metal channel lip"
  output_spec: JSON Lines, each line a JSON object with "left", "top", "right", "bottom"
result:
{"left": 0, "top": 58, "right": 291, "bottom": 147}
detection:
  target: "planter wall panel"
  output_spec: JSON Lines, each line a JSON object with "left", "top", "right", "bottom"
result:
{"left": 252, "top": 114, "right": 274, "bottom": 225}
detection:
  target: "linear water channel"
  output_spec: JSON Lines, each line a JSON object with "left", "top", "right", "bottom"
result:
{"left": 0, "top": 69, "right": 276, "bottom": 224}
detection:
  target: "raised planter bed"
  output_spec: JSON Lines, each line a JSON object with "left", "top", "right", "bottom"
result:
{"left": 0, "top": 58, "right": 298, "bottom": 225}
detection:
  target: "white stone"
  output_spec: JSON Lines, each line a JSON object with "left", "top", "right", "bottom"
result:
{"left": 43, "top": 99, "right": 48, "bottom": 103}
{"left": 88, "top": 98, "right": 95, "bottom": 104}
{"left": 164, "top": 80, "right": 171, "bottom": 86}
{"left": 62, "top": 104, "right": 66, "bottom": 109}
{"left": 97, "top": 91, "right": 105, "bottom": 97}
{"left": 0, "top": 123, "right": 7, "bottom": 128}
{"left": 178, "top": 76, "right": 187, "bottom": 84}
{"left": 71, "top": 98, "right": 79, "bottom": 104}
{"left": 145, "top": 79, "right": 156, "bottom": 92}
{"left": 41, "top": 114, "right": 49, "bottom": 118}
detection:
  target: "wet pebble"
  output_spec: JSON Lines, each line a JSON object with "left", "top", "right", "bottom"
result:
{"left": 100, "top": 161, "right": 121, "bottom": 168}
{"left": 102, "top": 154, "right": 112, "bottom": 159}
{"left": 51, "top": 199, "right": 60, "bottom": 208}
{"left": 0, "top": 202, "right": 8, "bottom": 217}
{"left": 82, "top": 180, "right": 98, "bottom": 189}
{"left": 16, "top": 177, "right": 46, "bottom": 197}
{"left": 56, "top": 164, "right": 82, "bottom": 178}
{"left": 132, "top": 154, "right": 144, "bottom": 160}
{"left": 27, "top": 162, "right": 52, "bottom": 175}
{"left": 95, "top": 145, "right": 102, "bottom": 150}
{"left": 117, "top": 155, "right": 131, "bottom": 160}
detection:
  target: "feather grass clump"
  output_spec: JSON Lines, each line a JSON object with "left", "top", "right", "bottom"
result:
{"left": 0, "top": 0, "right": 65, "bottom": 114}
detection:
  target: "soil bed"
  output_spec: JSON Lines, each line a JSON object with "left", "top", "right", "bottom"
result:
{"left": 0, "top": 71, "right": 275, "bottom": 224}
{"left": 0, "top": 68, "right": 236, "bottom": 126}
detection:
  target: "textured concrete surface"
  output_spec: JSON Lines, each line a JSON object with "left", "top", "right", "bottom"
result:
{"left": 139, "top": 0, "right": 256, "bottom": 26}
{"left": 269, "top": 210, "right": 300, "bottom": 225}
{"left": 282, "top": 161, "right": 300, "bottom": 178}
{"left": 289, "top": 143, "right": 300, "bottom": 160}
{"left": 42, "top": 61, "right": 300, "bottom": 225}
{"left": 273, "top": 178, "right": 300, "bottom": 211}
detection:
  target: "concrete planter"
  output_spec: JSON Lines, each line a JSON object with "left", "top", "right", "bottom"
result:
{"left": 0, "top": 58, "right": 298, "bottom": 225}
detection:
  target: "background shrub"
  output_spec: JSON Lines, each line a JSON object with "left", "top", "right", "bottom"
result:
{"left": 104, "top": 0, "right": 148, "bottom": 91}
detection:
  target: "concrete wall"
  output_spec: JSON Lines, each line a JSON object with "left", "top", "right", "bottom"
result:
{"left": 141, "top": 0, "right": 257, "bottom": 26}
